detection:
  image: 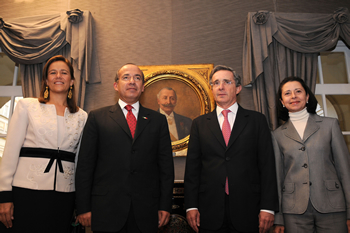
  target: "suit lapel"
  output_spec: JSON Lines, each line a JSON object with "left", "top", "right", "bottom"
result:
{"left": 133, "top": 105, "right": 151, "bottom": 142}
{"left": 207, "top": 110, "right": 226, "bottom": 149}
{"left": 282, "top": 120, "right": 302, "bottom": 144}
{"left": 303, "top": 114, "right": 321, "bottom": 142}
{"left": 227, "top": 106, "right": 248, "bottom": 149}
{"left": 282, "top": 114, "right": 321, "bottom": 144}
{"left": 109, "top": 103, "right": 132, "bottom": 139}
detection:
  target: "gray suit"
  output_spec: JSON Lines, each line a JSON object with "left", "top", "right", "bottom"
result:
{"left": 273, "top": 114, "right": 350, "bottom": 226}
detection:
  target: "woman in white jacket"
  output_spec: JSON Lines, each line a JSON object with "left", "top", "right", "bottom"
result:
{"left": 0, "top": 55, "right": 87, "bottom": 232}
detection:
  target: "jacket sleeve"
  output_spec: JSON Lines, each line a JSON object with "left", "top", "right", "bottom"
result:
{"left": 272, "top": 132, "right": 285, "bottom": 225}
{"left": 0, "top": 99, "right": 29, "bottom": 202}
{"left": 330, "top": 119, "right": 350, "bottom": 219}
{"left": 184, "top": 118, "right": 201, "bottom": 209}
{"left": 75, "top": 110, "right": 99, "bottom": 215}
{"left": 74, "top": 110, "right": 88, "bottom": 169}
{"left": 256, "top": 114, "right": 279, "bottom": 213}
{"left": 157, "top": 115, "right": 174, "bottom": 212}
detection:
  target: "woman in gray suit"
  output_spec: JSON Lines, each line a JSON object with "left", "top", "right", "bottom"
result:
{"left": 273, "top": 77, "right": 350, "bottom": 233}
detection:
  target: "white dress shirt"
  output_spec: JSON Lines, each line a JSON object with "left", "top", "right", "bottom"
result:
{"left": 216, "top": 102, "right": 239, "bottom": 131}
{"left": 118, "top": 99, "right": 140, "bottom": 119}
{"left": 159, "top": 108, "right": 179, "bottom": 140}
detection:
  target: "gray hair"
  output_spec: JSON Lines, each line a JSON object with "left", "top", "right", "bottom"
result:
{"left": 157, "top": 87, "right": 177, "bottom": 100}
{"left": 209, "top": 65, "right": 241, "bottom": 87}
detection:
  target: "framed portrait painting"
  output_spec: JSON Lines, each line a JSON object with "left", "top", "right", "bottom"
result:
{"left": 139, "top": 64, "right": 215, "bottom": 156}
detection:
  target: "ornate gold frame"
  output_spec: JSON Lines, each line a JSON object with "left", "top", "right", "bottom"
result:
{"left": 139, "top": 64, "right": 215, "bottom": 155}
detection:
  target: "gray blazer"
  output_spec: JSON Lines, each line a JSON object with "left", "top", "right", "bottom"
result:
{"left": 273, "top": 114, "right": 350, "bottom": 225}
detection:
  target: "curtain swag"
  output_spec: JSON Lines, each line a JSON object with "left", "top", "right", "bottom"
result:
{"left": 333, "top": 7, "right": 349, "bottom": 24}
{"left": 67, "top": 9, "right": 84, "bottom": 23}
{"left": 0, "top": 18, "right": 11, "bottom": 29}
{"left": 252, "top": 11, "right": 269, "bottom": 25}
{"left": 0, "top": 9, "right": 101, "bottom": 108}
{"left": 244, "top": 7, "right": 350, "bottom": 86}
{"left": 243, "top": 7, "right": 350, "bottom": 130}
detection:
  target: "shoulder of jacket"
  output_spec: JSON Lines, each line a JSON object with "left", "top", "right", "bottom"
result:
{"left": 143, "top": 107, "right": 161, "bottom": 116}
{"left": 273, "top": 121, "right": 288, "bottom": 134}
{"left": 174, "top": 112, "right": 192, "bottom": 121}
{"left": 18, "top": 97, "right": 39, "bottom": 105}
{"left": 90, "top": 105, "right": 115, "bottom": 114}
{"left": 193, "top": 112, "right": 212, "bottom": 122}
{"left": 77, "top": 108, "right": 88, "bottom": 116}
{"left": 238, "top": 107, "right": 264, "bottom": 118}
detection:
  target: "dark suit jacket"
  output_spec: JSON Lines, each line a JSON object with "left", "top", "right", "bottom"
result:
{"left": 273, "top": 114, "right": 350, "bottom": 225}
{"left": 76, "top": 103, "right": 174, "bottom": 233}
{"left": 173, "top": 112, "right": 192, "bottom": 140}
{"left": 184, "top": 105, "right": 279, "bottom": 232}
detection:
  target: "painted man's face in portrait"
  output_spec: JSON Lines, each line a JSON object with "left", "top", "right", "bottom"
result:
{"left": 157, "top": 89, "right": 177, "bottom": 115}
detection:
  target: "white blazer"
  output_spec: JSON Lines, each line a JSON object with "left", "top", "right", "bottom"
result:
{"left": 0, "top": 98, "right": 87, "bottom": 194}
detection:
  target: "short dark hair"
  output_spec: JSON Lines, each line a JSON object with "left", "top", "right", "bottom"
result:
{"left": 209, "top": 65, "right": 241, "bottom": 87}
{"left": 38, "top": 55, "right": 78, "bottom": 113}
{"left": 277, "top": 76, "right": 318, "bottom": 121}
{"left": 114, "top": 63, "right": 145, "bottom": 83}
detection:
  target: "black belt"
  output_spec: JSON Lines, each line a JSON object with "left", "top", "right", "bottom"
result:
{"left": 19, "top": 147, "right": 75, "bottom": 173}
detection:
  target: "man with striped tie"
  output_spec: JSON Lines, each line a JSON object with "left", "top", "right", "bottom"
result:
{"left": 184, "top": 65, "right": 278, "bottom": 233}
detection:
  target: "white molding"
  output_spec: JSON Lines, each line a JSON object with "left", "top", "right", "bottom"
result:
{"left": 315, "top": 84, "right": 350, "bottom": 95}
{"left": 315, "top": 41, "right": 350, "bottom": 135}
{"left": 0, "top": 86, "right": 22, "bottom": 96}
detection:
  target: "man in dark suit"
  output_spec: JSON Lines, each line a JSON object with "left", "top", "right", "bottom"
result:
{"left": 75, "top": 64, "right": 174, "bottom": 233}
{"left": 157, "top": 87, "right": 192, "bottom": 141}
{"left": 184, "top": 65, "right": 278, "bottom": 233}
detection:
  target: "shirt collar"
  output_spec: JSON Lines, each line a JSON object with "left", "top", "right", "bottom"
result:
{"left": 118, "top": 99, "right": 140, "bottom": 112}
{"left": 216, "top": 102, "right": 238, "bottom": 117}
{"left": 159, "top": 108, "right": 175, "bottom": 118}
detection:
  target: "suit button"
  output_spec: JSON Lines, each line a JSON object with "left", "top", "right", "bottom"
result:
{"left": 302, "top": 163, "right": 308, "bottom": 168}
{"left": 335, "top": 182, "right": 339, "bottom": 188}
{"left": 226, "top": 157, "right": 230, "bottom": 161}
{"left": 299, "top": 147, "right": 305, "bottom": 151}
{"left": 310, "top": 182, "right": 312, "bottom": 186}
{"left": 131, "top": 150, "right": 135, "bottom": 154}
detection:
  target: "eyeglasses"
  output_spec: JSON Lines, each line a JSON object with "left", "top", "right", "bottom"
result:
{"left": 120, "top": 75, "right": 142, "bottom": 82}
{"left": 210, "top": 79, "right": 234, "bottom": 87}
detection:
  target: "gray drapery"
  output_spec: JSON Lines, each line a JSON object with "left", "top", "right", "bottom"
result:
{"left": 243, "top": 7, "right": 350, "bottom": 130}
{"left": 0, "top": 9, "right": 100, "bottom": 108}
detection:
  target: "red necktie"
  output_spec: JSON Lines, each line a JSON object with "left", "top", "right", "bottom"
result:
{"left": 222, "top": 109, "right": 231, "bottom": 195}
{"left": 125, "top": 105, "right": 137, "bottom": 138}
{"left": 222, "top": 110, "right": 231, "bottom": 146}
